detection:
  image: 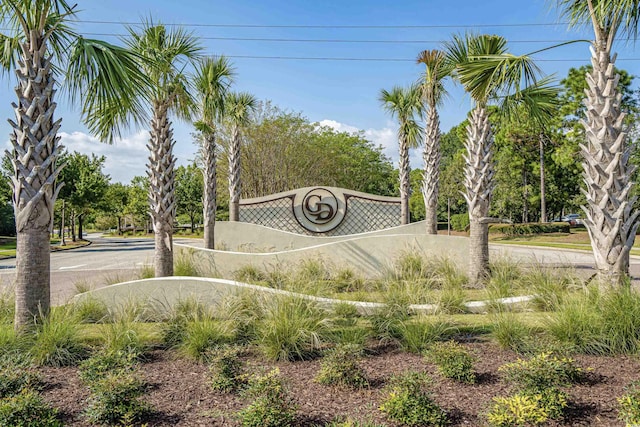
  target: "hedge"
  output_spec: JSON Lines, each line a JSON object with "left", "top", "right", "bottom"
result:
{"left": 489, "top": 223, "right": 570, "bottom": 236}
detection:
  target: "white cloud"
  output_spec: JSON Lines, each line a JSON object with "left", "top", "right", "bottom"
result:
{"left": 60, "top": 131, "right": 149, "bottom": 183}
{"left": 319, "top": 119, "right": 423, "bottom": 168}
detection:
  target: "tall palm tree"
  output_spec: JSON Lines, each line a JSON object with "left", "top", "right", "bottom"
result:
{"left": 226, "top": 91, "right": 258, "bottom": 222}
{"left": 445, "top": 33, "right": 557, "bottom": 285}
{"left": 193, "top": 56, "right": 235, "bottom": 249}
{"left": 416, "top": 49, "right": 452, "bottom": 234}
{"left": 555, "top": 0, "right": 640, "bottom": 286}
{"left": 125, "top": 22, "right": 202, "bottom": 276}
{"left": 379, "top": 85, "right": 423, "bottom": 225}
{"left": 0, "top": 0, "right": 149, "bottom": 329}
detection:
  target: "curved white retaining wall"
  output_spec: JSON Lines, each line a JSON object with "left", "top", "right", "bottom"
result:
{"left": 75, "top": 276, "right": 534, "bottom": 315}
{"left": 178, "top": 231, "right": 470, "bottom": 279}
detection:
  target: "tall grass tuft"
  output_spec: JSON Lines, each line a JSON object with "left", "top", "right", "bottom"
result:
{"left": 255, "top": 295, "right": 329, "bottom": 361}
{"left": 525, "top": 266, "right": 580, "bottom": 312}
{"left": 71, "top": 297, "right": 109, "bottom": 323}
{"left": 29, "top": 306, "right": 87, "bottom": 367}
{"left": 548, "top": 286, "right": 640, "bottom": 355}
{"left": 179, "top": 315, "right": 235, "bottom": 362}
{"left": 0, "top": 286, "right": 15, "bottom": 325}
{"left": 396, "top": 316, "right": 457, "bottom": 354}
{"left": 491, "top": 312, "right": 533, "bottom": 353}
{"left": 174, "top": 252, "right": 201, "bottom": 277}
{"left": 100, "top": 319, "right": 147, "bottom": 358}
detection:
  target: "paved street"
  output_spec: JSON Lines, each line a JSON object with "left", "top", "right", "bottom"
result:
{"left": 0, "top": 233, "right": 198, "bottom": 304}
{"left": 1, "top": 234, "right": 640, "bottom": 305}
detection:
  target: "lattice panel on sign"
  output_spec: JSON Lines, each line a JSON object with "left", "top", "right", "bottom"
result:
{"left": 335, "top": 195, "right": 400, "bottom": 235}
{"left": 238, "top": 196, "right": 304, "bottom": 234}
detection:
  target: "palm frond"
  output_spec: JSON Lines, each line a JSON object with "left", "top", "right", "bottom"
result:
{"left": 416, "top": 49, "right": 452, "bottom": 108}
{"left": 0, "top": 33, "right": 19, "bottom": 72}
{"left": 66, "top": 37, "right": 151, "bottom": 142}
{"left": 226, "top": 91, "right": 258, "bottom": 127}
{"left": 497, "top": 75, "right": 560, "bottom": 127}
{"left": 194, "top": 55, "right": 236, "bottom": 125}
{"left": 380, "top": 84, "right": 423, "bottom": 149}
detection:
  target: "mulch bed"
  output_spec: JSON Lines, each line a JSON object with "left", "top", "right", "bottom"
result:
{"left": 38, "top": 340, "right": 640, "bottom": 426}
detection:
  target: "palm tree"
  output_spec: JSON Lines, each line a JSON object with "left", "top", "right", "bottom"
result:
{"left": 555, "top": 0, "right": 640, "bottom": 286}
{"left": 379, "top": 85, "right": 423, "bottom": 225}
{"left": 226, "top": 91, "right": 258, "bottom": 222}
{"left": 416, "top": 49, "right": 452, "bottom": 234}
{"left": 0, "top": 0, "right": 149, "bottom": 329}
{"left": 125, "top": 22, "right": 202, "bottom": 276}
{"left": 193, "top": 56, "right": 235, "bottom": 249}
{"left": 445, "top": 33, "right": 557, "bottom": 285}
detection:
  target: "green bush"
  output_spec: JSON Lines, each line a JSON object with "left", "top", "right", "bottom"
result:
{"left": 379, "top": 371, "right": 448, "bottom": 427}
{"left": 618, "top": 382, "right": 640, "bottom": 426}
{"left": 486, "top": 393, "right": 553, "bottom": 427}
{"left": 255, "top": 296, "right": 328, "bottom": 361}
{"left": 0, "top": 352, "right": 40, "bottom": 398}
{"left": 499, "top": 352, "right": 583, "bottom": 392}
{"left": 425, "top": 341, "right": 476, "bottom": 384}
{"left": 450, "top": 213, "right": 469, "bottom": 232}
{"left": 325, "top": 419, "right": 386, "bottom": 427}
{"left": 238, "top": 369, "right": 296, "bottom": 427}
{"left": 83, "top": 370, "right": 152, "bottom": 426}
{"left": 315, "top": 344, "right": 369, "bottom": 389}
{"left": 489, "top": 222, "right": 570, "bottom": 236}
{"left": 78, "top": 351, "right": 138, "bottom": 385}
{"left": 0, "top": 390, "right": 62, "bottom": 427}
{"left": 209, "top": 345, "right": 246, "bottom": 393}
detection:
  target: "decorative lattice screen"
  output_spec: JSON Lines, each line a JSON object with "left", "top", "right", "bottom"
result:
{"left": 239, "top": 187, "right": 401, "bottom": 236}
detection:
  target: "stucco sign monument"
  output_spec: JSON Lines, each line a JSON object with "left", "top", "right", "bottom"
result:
{"left": 239, "top": 186, "right": 401, "bottom": 236}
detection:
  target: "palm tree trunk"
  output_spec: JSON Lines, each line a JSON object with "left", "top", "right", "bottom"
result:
{"left": 581, "top": 42, "right": 639, "bottom": 287}
{"left": 202, "top": 132, "right": 217, "bottom": 249}
{"left": 9, "top": 34, "right": 64, "bottom": 329}
{"left": 148, "top": 100, "right": 176, "bottom": 277}
{"left": 422, "top": 107, "right": 441, "bottom": 234}
{"left": 463, "top": 105, "right": 494, "bottom": 285}
{"left": 399, "top": 136, "right": 411, "bottom": 225}
{"left": 228, "top": 125, "right": 241, "bottom": 222}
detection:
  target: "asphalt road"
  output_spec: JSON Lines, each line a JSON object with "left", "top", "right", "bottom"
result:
{"left": 1, "top": 233, "right": 639, "bottom": 305}
{"left": 0, "top": 233, "right": 199, "bottom": 304}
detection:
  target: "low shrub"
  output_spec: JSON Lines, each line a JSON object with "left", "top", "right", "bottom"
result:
{"left": 209, "top": 345, "right": 246, "bottom": 393}
{"left": 425, "top": 341, "right": 477, "bottom": 384}
{"left": 486, "top": 393, "right": 554, "bottom": 427}
{"left": 325, "top": 419, "right": 386, "bottom": 427}
{"left": 238, "top": 369, "right": 296, "bottom": 427}
{"left": 489, "top": 223, "right": 570, "bottom": 236}
{"left": 80, "top": 352, "right": 151, "bottom": 426}
{"left": 255, "top": 296, "right": 328, "bottom": 361}
{"left": 315, "top": 344, "right": 369, "bottom": 389}
{"left": 618, "top": 381, "right": 640, "bottom": 426}
{"left": 499, "top": 352, "right": 583, "bottom": 392}
{"left": 450, "top": 213, "right": 469, "bottom": 232}
{"left": 83, "top": 370, "right": 152, "bottom": 426}
{"left": 0, "top": 352, "right": 40, "bottom": 398}
{"left": 379, "top": 371, "right": 448, "bottom": 427}
{"left": 0, "top": 390, "right": 62, "bottom": 427}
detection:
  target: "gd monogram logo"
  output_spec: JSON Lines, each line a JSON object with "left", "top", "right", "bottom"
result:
{"left": 294, "top": 188, "right": 346, "bottom": 233}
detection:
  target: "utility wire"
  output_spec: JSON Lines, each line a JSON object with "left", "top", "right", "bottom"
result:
{"left": 73, "top": 19, "right": 572, "bottom": 29}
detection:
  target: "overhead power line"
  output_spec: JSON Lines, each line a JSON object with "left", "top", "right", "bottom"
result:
{"left": 74, "top": 19, "right": 571, "bottom": 29}
{"left": 224, "top": 55, "right": 640, "bottom": 62}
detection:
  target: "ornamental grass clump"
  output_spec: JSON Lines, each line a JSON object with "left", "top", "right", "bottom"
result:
{"left": 425, "top": 341, "right": 477, "bottom": 384}
{"left": 379, "top": 371, "right": 448, "bottom": 427}
{"left": 29, "top": 306, "right": 87, "bottom": 367}
{"left": 238, "top": 368, "right": 297, "bottom": 427}
{"left": 315, "top": 344, "right": 369, "bottom": 389}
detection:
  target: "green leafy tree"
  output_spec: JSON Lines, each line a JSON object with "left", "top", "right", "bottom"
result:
{"left": 0, "top": 154, "right": 14, "bottom": 236}
{"left": 380, "top": 84, "right": 423, "bottom": 224}
{"left": 125, "top": 21, "right": 203, "bottom": 276}
{"left": 103, "top": 183, "right": 130, "bottom": 234}
{"left": 125, "top": 177, "right": 149, "bottom": 233}
{"left": 175, "top": 164, "right": 204, "bottom": 233}
{"left": 0, "top": 1, "right": 149, "bottom": 329}
{"left": 57, "top": 151, "right": 110, "bottom": 240}
{"left": 555, "top": 0, "right": 640, "bottom": 285}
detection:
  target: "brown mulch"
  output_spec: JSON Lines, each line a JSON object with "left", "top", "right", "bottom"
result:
{"left": 38, "top": 341, "right": 640, "bottom": 426}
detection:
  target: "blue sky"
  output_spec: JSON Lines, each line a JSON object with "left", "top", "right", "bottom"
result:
{"left": 1, "top": 0, "right": 639, "bottom": 182}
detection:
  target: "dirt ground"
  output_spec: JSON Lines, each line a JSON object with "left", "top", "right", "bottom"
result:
{"left": 38, "top": 340, "right": 639, "bottom": 426}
